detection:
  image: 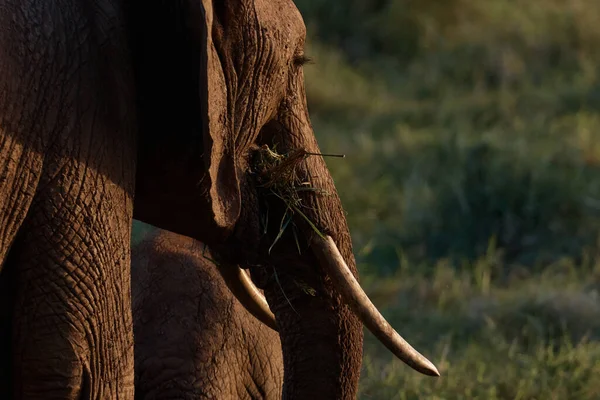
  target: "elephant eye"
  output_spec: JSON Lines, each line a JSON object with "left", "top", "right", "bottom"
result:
{"left": 293, "top": 54, "right": 313, "bottom": 67}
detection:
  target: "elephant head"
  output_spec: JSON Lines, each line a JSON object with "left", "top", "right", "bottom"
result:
{"left": 128, "top": 0, "right": 439, "bottom": 398}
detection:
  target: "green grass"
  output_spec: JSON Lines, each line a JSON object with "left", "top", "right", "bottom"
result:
{"left": 132, "top": 0, "right": 600, "bottom": 397}
{"left": 355, "top": 257, "right": 600, "bottom": 398}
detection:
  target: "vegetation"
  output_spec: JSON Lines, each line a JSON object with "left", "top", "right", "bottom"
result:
{"left": 133, "top": 0, "right": 600, "bottom": 397}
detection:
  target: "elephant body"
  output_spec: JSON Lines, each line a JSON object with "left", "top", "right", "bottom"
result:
{"left": 0, "top": 0, "right": 436, "bottom": 397}
{"left": 131, "top": 229, "right": 283, "bottom": 399}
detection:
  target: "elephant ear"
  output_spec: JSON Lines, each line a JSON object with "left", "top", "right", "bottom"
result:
{"left": 196, "top": 0, "right": 241, "bottom": 233}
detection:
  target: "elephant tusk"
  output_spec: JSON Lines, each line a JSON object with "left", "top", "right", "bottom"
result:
{"left": 311, "top": 235, "right": 440, "bottom": 377}
{"left": 218, "top": 264, "right": 279, "bottom": 332}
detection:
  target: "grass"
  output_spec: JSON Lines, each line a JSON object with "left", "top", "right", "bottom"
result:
{"left": 133, "top": 0, "right": 600, "bottom": 397}
{"left": 249, "top": 144, "right": 329, "bottom": 249}
{"left": 356, "top": 256, "right": 600, "bottom": 398}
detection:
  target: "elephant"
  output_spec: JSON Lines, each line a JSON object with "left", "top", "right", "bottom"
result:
{"left": 131, "top": 228, "right": 284, "bottom": 399}
{"left": 0, "top": 0, "right": 438, "bottom": 398}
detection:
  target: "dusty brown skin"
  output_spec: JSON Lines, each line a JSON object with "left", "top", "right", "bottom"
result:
{"left": 131, "top": 229, "right": 283, "bottom": 399}
{"left": 0, "top": 0, "right": 137, "bottom": 397}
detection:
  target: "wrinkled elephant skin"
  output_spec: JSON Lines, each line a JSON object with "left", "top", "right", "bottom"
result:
{"left": 0, "top": 0, "right": 137, "bottom": 397}
{"left": 131, "top": 230, "right": 283, "bottom": 399}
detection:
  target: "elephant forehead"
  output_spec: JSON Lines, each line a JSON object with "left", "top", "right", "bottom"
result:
{"left": 219, "top": 0, "right": 306, "bottom": 69}
{"left": 252, "top": 0, "right": 306, "bottom": 51}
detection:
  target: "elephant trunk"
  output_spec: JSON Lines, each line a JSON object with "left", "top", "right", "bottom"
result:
{"left": 242, "top": 140, "right": 359, "bottom": 396}
{"left": 259, "top": 232, "right": 364, "bottom": 400}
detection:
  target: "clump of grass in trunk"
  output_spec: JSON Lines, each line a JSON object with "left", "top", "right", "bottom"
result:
{"left": 251, "top": 144, "right": 344, "bottom": 296}
{"left": 252, "top": 144, "right": 340, "bottom": 251}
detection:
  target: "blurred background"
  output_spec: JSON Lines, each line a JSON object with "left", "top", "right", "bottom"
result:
{"left": 134, "top": 1, "right": 600, "bottom": 398}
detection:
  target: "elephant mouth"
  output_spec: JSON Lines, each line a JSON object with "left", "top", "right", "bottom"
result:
{"left": 217, "top": 144, "right": 440, "bottom": 378}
